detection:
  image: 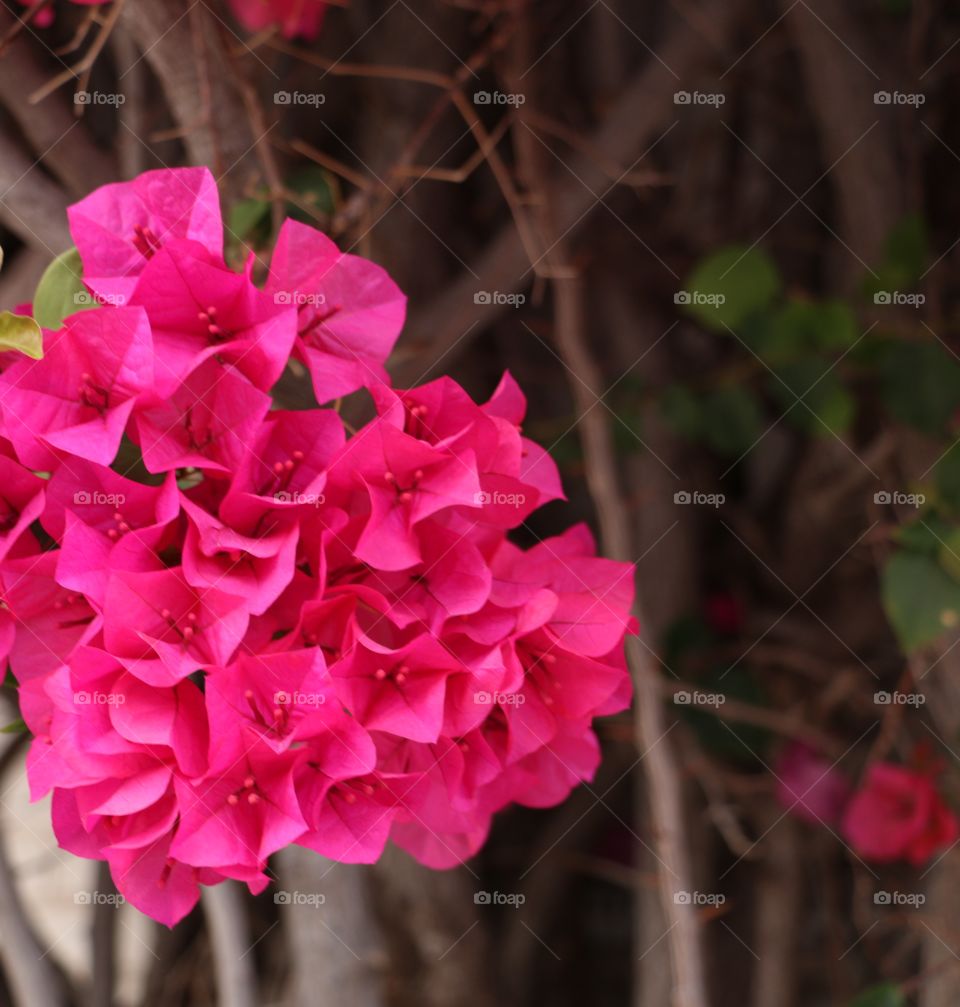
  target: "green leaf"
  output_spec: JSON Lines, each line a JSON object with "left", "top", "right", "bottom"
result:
{"left": 682, "top": 246, "right": 781, "bottom": 332}
{"left": 895, "top": 516, "right": 952, "bottom": 556}
{"left": 0, "top": 311, "right": 42, "bottom": 359}
{"left": 0, "top": 718, "right": 26, "bottom": 735}
{"left": 880, "top": 341, "right": 960, "bottom": 434}
{"left": 768, "top": 361, "right": 855, "bottom": 436}
{"left": 806, "top": 378, "right": 855, "bottom": 435}
{"left": 757, "top": 300, "right": 859, "bottom": 363}
{"left": 229, "top": 197, "right": 271, "bottom": 242}
{"left": 681, "top": 664, "right": 770, "bottom": 766}
{"left": 660, "top": 385, "right": 702, "bottom": 440}
{"left": 848, "top": 982, "right": 905, "bottom": 1007}
{"left": 285, "top": 165, "right": 335, "bottom": 222}
{"left": 701, "top": 385, "right": 764, "bottom": 457}
{"left": 935, "top": 448, "right": 960, "bottom": 514}
{"left": 882, "top": 550, "right": 960, "bottom": 652}
{"left": 885, "top": 215, "right": 928, "bottom": 286}
{"left": 32, "top": 247, "right": 95, "bottom": 330}
{"left": 938, "top": 527, "right": 960, "bottom": 582}
{"left": 865, "top": 214, "right": 928, "bottom": 297}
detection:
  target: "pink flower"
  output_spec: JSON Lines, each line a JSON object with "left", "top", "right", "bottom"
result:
{"left": 15, "top": 1, "right": 103, "bottom": 28}
{"left": 228, "top": 0, "right": 328, "bottom": 41}
{"left": 842, "top": 762, "right": 959, "bottom": 866}
{"left": 68, "top": 168, "right": 223, "bottom": 304}
{"left": 774, "top": 742, "right": 850, "bottom": 826}
{"left": 129, "top": 240, "right": 296, "bottom": 396}
{"left": 0, "top": 307, "right": 154, "bottom": 469}
{"left": 132, "top": 360, "right": 271, "bottom": 475}
{"left": 266, "top": 220, "right": 406, "bottom": 402}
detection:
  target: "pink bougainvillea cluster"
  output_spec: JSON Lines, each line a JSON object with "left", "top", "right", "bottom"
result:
{"left": 0, "top": 167, "right": 634, "bottom": 925}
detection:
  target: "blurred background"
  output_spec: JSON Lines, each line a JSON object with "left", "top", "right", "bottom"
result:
{"left": 0, "top": 1, "right": 957, "bottom": 1005}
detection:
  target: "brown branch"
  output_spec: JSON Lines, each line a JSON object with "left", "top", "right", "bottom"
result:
{"left": 0, "top": 740, "right": 68, "bottom": 1007}
{"left": 28, "top": 0, "right": 128, "bottom": 105}
{"left": 662, "top": 679, "right": 843, "bottom": 755}
{"left": 0, "top": 138, "right": 72, "bottom": 252}
{"left": 277, "top": 848, "right": 387, "bottom": 1007}
{"left": 202, "top": 883, "right": 258, "bottom": 1007}
{"left": 750, "top": 807, "right": 801, "bottom": 1007}
{"left": 396, "top": 0, "right": 742, "bottom": 386}
{"left": 0, "top": 12, "right": 115, "bottom": 195}
{"left": 503, "top": 6, "right": 715, "bottom": 1005}
{"left": 117, "top": 0, "right": 254, "bottom": 180}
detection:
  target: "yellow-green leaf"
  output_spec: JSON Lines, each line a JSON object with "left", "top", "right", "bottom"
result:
{"left": 0, "top": 311, "right": 43, "bottom": 359}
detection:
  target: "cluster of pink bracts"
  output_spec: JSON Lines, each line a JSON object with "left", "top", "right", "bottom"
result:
{"left": 0, "top": 167, "right": 634, "bottom": 925}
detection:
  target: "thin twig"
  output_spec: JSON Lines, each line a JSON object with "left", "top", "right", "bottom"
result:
{"left": 505, "top": 6, "right": 709, "bottom": 1004}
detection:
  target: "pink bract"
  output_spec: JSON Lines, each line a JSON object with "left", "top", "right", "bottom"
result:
{"left": 842, "top": 762, "right": 958, "bottom": 866}
{"left": 228, "top": 0, "right": 328, "bottom": 40}
{"left": 1, "top": 168, "right": 635, "bottom": 926}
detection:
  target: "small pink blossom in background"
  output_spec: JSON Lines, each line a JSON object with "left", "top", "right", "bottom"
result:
{"left": 775, "top": 742, "right": 850, "bottom": 826}
{"left": 15, "top": 1, "right": 327, "bottom": 42}
{"left": 842, "top": 762, "right": 958, "bottom": 866}
{"left": 703, "top": 592, "right": 744, "bottom": 637}
{"left": 228, "top": 0, "right": 328, "bottom": 39}
{"left": 0, "top": 166, "right": 635, "bottom": 926}
{"left": 15, "top": 0, "right": 100, "bottom": 29}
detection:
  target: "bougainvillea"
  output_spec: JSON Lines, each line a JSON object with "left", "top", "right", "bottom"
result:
{"left": 842, "top": 762, "right": 958, "bottom": 866}
{"left": 0, "top": 167, "right": 634, "bottom": 925}
{"left": 15, "top": 0, "right": 101, "bottom": 29}
{"left": 228, "top": 0, "right": 327, "bottom": 40}
{"left": 775, "top": 743, "right": 957, "bottom": 865}
{"left": 774, "top": 742, "right": 850, "bottom": 827}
